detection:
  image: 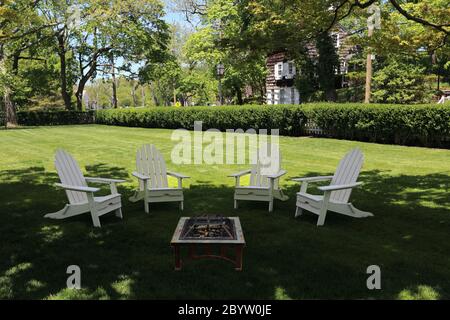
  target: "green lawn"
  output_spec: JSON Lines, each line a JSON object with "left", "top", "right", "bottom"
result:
{"left": 1, "top": 125, "right": 449, "bottom": 300}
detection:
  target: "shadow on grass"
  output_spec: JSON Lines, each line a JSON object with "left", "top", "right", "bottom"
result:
{"left": 0, "top": 165, "right": 449, "bottom": 299}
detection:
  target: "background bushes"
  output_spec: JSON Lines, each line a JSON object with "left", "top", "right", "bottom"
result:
{"left": 16, "top": 110, "right": 95, "bottom": 126}
{"left": 10, "top": 104, "right": 450, "bottom": 148}
{"left": 95, "top": 105, "right": 307, "bottom": 136}
{"left": 302, "top": 103, "right": 450, "bottom": 148}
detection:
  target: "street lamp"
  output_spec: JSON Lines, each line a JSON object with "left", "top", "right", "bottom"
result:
{"left": 216, "top": 63, "right": 225, "bottom": 106}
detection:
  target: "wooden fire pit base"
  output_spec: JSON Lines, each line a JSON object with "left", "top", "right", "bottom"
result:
{"left": 172, "top": 243, "right": 244, "bottom": 271}
{"left": 171, "top": 217, "right": 246, "bottom": 271}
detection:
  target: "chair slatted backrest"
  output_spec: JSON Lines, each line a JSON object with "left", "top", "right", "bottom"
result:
{"left": 55, "top": 149, "right": 88, "bottom": 204}
{"left": 136, "top": 144, "right": 168, "bottom": 190}
{"left": 249, "top": 144, "right": 281, "bottom": 189}
{"left": 330, "top": 148, "right": 364, "bottom": 203}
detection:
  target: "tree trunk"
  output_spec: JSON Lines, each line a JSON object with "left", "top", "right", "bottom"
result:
{"left": 235, "top": 84, "right": 243, "bottom": 105}
{"left": 141, "top": 85, "right": 145, "bottom": 107}
{"left": 57, "top": 34, "right": 72, "bottom": 110}
{"left": 326, "top": 88, "right": 337, "bottom": 102}
{"left": 364, "top": 28, "right": 374, "bottom": 103}
{"left": 12, "top": 52, "right": 19, "bottom": 75}
{"left": 4, "top": 86, "right": 17, "bottom": 127}
{"left": 131, "top": 82, "right": 139, "bottom": 107}
{"left": 173, "top": 80, "right": 177, "bottom": 106}
{"left": 110, "top": 54, "right": 118, "bottom": 108}
{"left": 0, "top": 46, "right": 18, "bottom": 127}
{"left": 75, "top": 78, "right": 88, "bottom": 111}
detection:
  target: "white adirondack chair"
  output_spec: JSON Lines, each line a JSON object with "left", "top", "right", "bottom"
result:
{"left": 129, "top": 144, "right": 189, "bottom": 213}
{"left": 229, "top": 144, "right": 288, "bottom": 212}
{"left": 44, "top": 149, "right": 125, "bottom": 228}
{"left": 293, "top": 148, "right": 373, "bottom": 226}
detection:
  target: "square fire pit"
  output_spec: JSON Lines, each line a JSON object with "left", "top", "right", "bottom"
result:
{"left": 170, "top": 216, "right": 246, "bottom": 271}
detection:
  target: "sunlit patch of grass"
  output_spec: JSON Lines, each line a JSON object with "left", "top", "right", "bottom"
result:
{"left": 274, "top": 287, "right": 292, "bottom": 300}
{"left": 111, "top": 275, "right": 134, "bottom": 299}
{"left": 26, "top": 279, "right": 46, "bottom": 292}
{"left": 46, "top": 287, "right": 110, "bottom": 300}
{"left": 397, "top": 285, "right": 440, "bottom": 300}
{"left": 39, "top": 225, "right": 63, "bottom": 243}
{"left": 4, "top": 262, "right": 32, "bottom": 277}
{"left": 0, "top": 275, "right": 13, "bottom": 299}
{"left": 0, "top": 263, "right": 33, "bottom": 299}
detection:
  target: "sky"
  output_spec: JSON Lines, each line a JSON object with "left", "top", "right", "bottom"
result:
{"left": 163, "top": 1, "right": 188, "bottom": 25}
{"left": 162, "top": 1, "right": 200, "bottom": 28}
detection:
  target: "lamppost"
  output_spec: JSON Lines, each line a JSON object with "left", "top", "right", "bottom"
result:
{"left": 216, "top": 63, "right": 225, "bottom": 106}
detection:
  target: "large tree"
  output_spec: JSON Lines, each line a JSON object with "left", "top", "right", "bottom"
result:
{"left": 0, "top": 0, "right": 47, "bottom": 126}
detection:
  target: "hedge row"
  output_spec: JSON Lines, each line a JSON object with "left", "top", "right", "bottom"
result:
{"left": 96, "top": 104, "right": 450, "bottom": 148}
{"left": 11, "top": 104, "right": 450, "bottom": 148}
{"left": 95, "top": 105, "right": 307, "bottom": 136}
{"left": 17, "top": 110, "right": 95, "bottom": 126}
{"left": 302, "top": 103, "right": 450, "bottom": 147}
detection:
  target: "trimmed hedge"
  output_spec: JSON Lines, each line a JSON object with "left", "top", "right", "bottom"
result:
{"left": 95, "top": 105, "right": 307, "bottom": 136}
{"left": 302, "top": 103, "right": 450, "bottom": 147}
{"left": 17, "top": 110, "right": 95, "bottom": 126}
{"left": 11, "top": 104, "right": 450, "bottom": 148}
{"left": 96, "top": 104, "right": 450, "bottom": 148}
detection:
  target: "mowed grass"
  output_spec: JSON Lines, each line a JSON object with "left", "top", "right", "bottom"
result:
{"left": 0, "top": 124, "right": 449, "bottom": 300}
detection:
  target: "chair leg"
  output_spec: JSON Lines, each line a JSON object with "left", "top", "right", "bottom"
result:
{"left": 91, "top": 211, "right": 101, "bottom": 228}
{"left": 317, "top": 192, "right": 331, "bottom": 226}
{"left": 317, "top": 210, "right": 327, "bottom": 226}
{"left": 144, "top": 200, "right": 149, "bottom": 214}
{"left": 295, "top": 206, "right": 303, "bottom": 218}
{"left": 115, "top": 208, "right": 123, "bottom": 219}
{"left": 268, "top": 200, "right": 274, "bottom": 212}
{"left": 234, "top": 200, "right": 238, "bottom": 209}
{"left": 180, "top": 201, "right": 184, "bottom": 211}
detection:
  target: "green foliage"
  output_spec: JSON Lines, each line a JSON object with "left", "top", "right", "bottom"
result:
{"left": 183, "top": 0, "right": 267, "bottom": 104}
{"left": 372, "top": 60, "right": 433, "bottom": 104}
{"left": 95, "top": 103, "right": 450, "bottom": 148}
{"left": 316, "top": 32, "right": 339, "bottom": 101}
{"left": 303, "top": 103, "right": 450, "bottom": 147}
{"left": 96, "top": 105, "right": 307, "bottom": 136}
{"left": 16, "top": 111, "right": 95, "bottom": 126}
{"left": 295, "top": 55, "right": 318, "bottom": 102}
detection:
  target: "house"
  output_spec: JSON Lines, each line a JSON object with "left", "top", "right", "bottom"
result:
{"left": 266, "top": 25, "right": 357, "bottom": 105}
{"left": 266, "top": 52, "right": 300, "bottom": 105}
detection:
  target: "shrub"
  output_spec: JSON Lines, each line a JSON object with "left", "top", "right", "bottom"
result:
{"left": 303, "top": 103, "right": 450, "bottom": 147}
{"left": 372, "top": 60, "right": 433, "bottom": 104}
{"left": 96, "top": 105, "right": 307, "bottom": 136}
{"left": 17, "top": 110, "right": 95, "bottom": 126}
{"left": 12, "top": 104, "right": 450, "bottom": 148}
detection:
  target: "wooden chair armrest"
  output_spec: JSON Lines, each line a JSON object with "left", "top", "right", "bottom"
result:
{"left": 291, "top": 176, "right": 333, "bottom": 183}
{"left": 318, "top": 182, "right": 362, "bottom": 192}
{"left": 265, "top": 170, "right": 287, "bottom": 179}
{"left": 132, "top": 172, "right": 150, "bottom": 180}
{"left": 167, "top": 171, "right": 190, "bottom": 179}
{"left": 85, "top": 177, "right": 126, "bottom": 184}
{"left": 55, "top": 183, "right": 100, "bottom": 193}
{"left": 228, "top": 169, "right": 251, "bottom": 178}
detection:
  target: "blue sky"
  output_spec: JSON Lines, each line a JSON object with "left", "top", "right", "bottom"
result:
{"left": 163, "top": 1, "right": 189, "bottom": 25}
